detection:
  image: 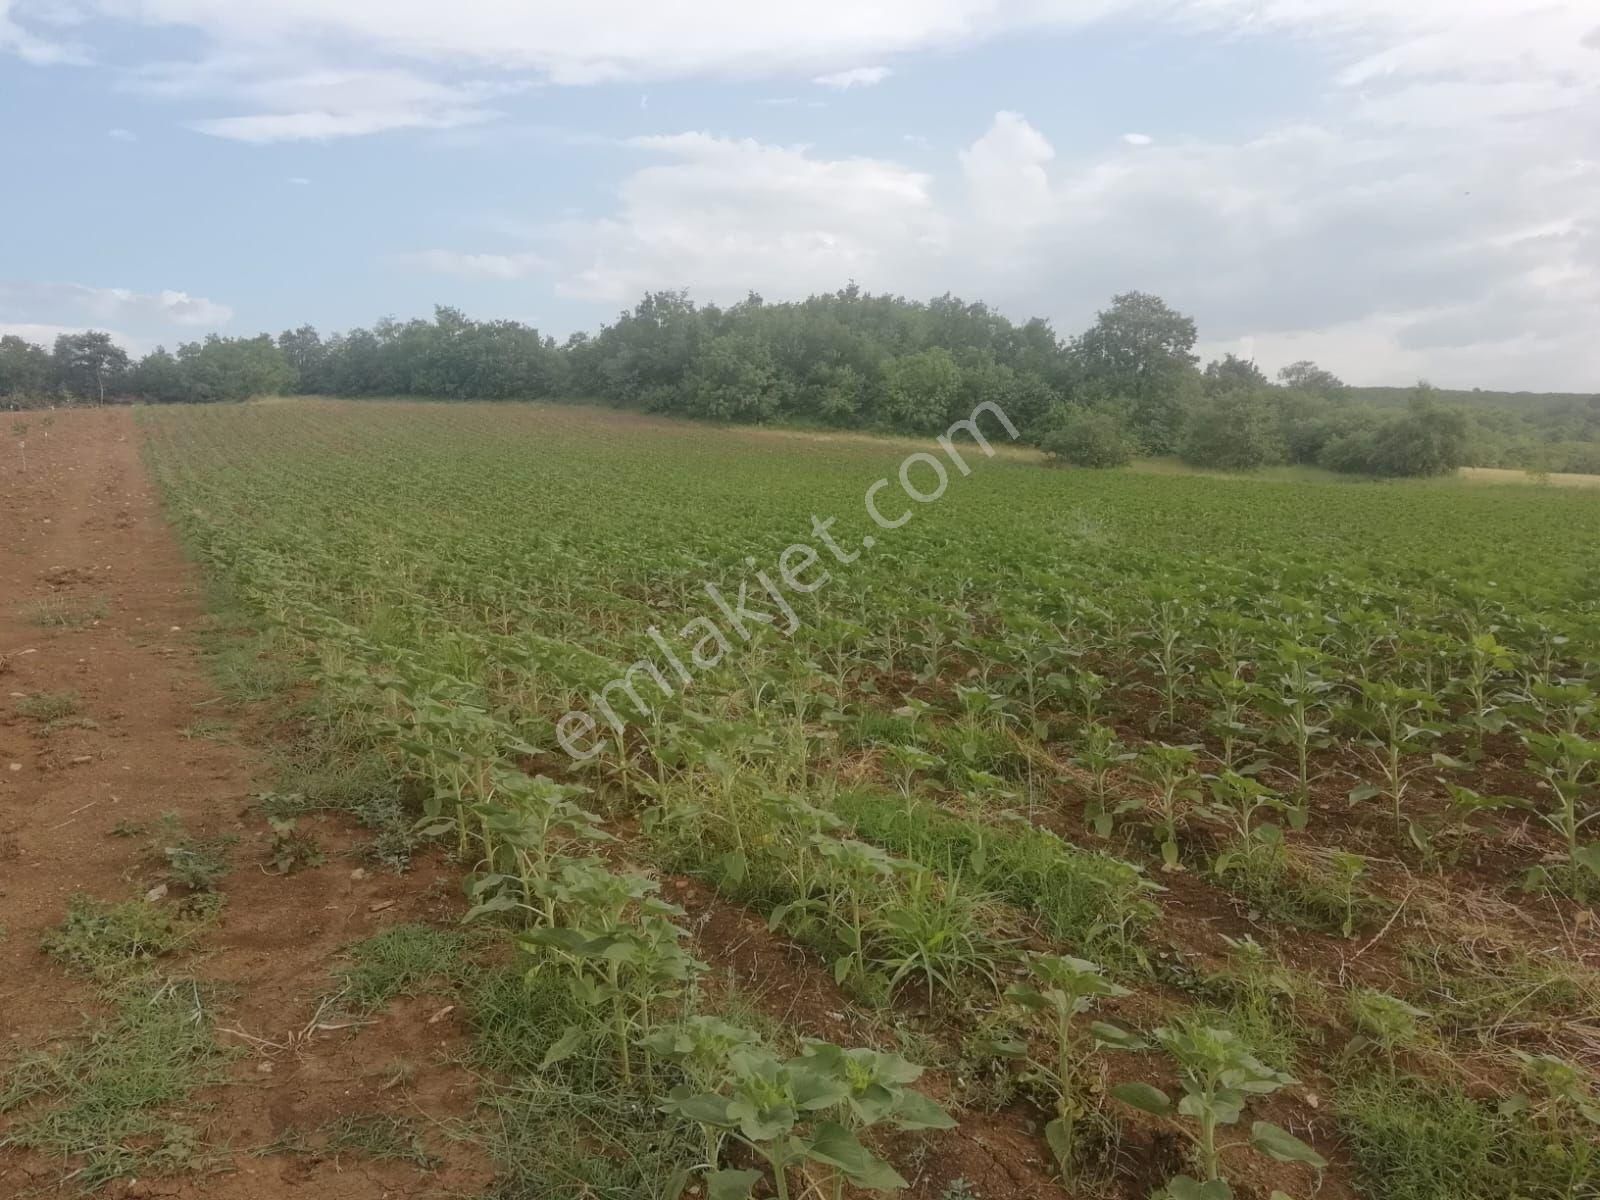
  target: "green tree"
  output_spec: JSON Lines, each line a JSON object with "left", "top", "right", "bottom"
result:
{"left": 1042, "top": 410, "right": 1132, "bottom": 468}
{"left": 879, "top": 348, "right": 961, "bottom": 432}
{"left": 1180, "top": 389, "right": 1286, "bottom": 470}
{"left": 1277, "top": 360, "right": 1347, "bottom": 400}
{"left": 1072, "top": 292, "right": 1200, "bottom": 454}
{"left": 52, "top": 331, "right": 129, "bottom": 404}
{"left": 1202, "top": 354, "right": 1269, "bottom": 394}
{"left": 0, "top": 334, "right": 53, "bottom": 404}
{"left": 682, "top": 333, "right": 789, "bottom": 421}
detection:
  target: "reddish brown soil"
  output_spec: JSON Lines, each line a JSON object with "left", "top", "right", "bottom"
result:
{"left": 0, "top": 410, "right": 488, "bottom": 1198}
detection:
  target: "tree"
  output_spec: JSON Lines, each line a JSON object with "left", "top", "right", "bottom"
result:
{"left": 1041, "top": 410, "right": 1132, "bottom": 468}
{"left": 879, "top": 348, "right": 962, "bottom": 432}
{"left": 52, "top": 331, "right": 129, "bottom": 404}
{"left": 277, "top": 325, "right": 326, "bottom": 393}
{"left": 1202, "top": 354, "right": 1269, "bottom": 394}
{"left": 1181, "top": 389, "right": 1285, "bottom": 470}
{"left": 681, "top": 333, "right": 789, "bottom": 421}
{"left": 1277, "top": 360, "right": 1347, "bottom": 400}
{"left": 1368, "top": 383, "right": 1469, "bottom": 477}
{"left": 1318, "top": 386, "right": 1469, "bottom": 477}
{"left": 0, "top": 334, "right": 53, "bottom": 403}
{"left": 1072, "top": 292, "right": 1200, "bottom": 454}
{"left": 126, "top": 347, "right": 189, "bottom": 403}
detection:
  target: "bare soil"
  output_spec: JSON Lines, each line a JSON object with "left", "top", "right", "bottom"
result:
{"left": 0, "top": 410, "right": 488, "bottom": 1198}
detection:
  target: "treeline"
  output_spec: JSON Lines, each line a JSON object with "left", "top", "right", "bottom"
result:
{"left": 4, "top": 288, "right": 1598, "bottom": 477}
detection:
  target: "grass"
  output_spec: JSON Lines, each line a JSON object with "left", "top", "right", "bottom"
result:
{"left": 833, "top": 791, "right": 1158, "bottom": 962}
{"left": 41, "top": 894, "right": 212, "bottom": 983}
{"left": 265, "top": 1113, "right": 442, "bottom": 1169}
{"left": 1336, "top": 1066, "right": 1598, "bottom": 1200}
{"left": 0, "top": 980, "right": 234, "bottom": 1192}
{"left": 331, "top": 924, "right": 468, "bottom": 1015}
{"left": 20, "top": 595, "right": 107, "bottom": 628}
{"left": 14, "top": 690, "right": 81, "bottom": 721}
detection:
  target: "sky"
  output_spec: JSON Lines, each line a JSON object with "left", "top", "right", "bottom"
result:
{"left": 1, "top": 1, "right": 1597, "bottom": 391}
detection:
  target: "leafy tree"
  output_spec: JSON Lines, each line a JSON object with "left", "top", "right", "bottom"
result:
{"left": 277, "top": 325, "right": 326, "bottom": 393}
{"left": 0, "top": 334, "right": 53, "bottom": 403}
{"left": 1042, "top": 410, "right": 1131, "bottom": 468}
{"left": 1180, "top": 389, "right": 1286, "bottom": 470}
{"left": 1202, "top": 354, "right": 1269, "bottom": 394}
{"left": 126, "top": 347, "right": 189, "bottom": 403}
{"left": 1317, "top": 386, "right": 1469, "bottom": 477}
{"left": 1278, "top": 359, "right": 1347, "bottom": 400}
{"left": 681, "top": 333, "right": 789, "bottom": 421}
{"left": 52, "top": 331, "right": 129, "bottom": 404}
{"left": 879, "top": 348, "right": 961, "bottom": 432}
{"left": 1366, "top": 384, "right": 1469, "bottom": 477}
{"left": 1072, "top": 291, "right": 1199, "bottom": 453}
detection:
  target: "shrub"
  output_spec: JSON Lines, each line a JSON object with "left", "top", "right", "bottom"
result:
{"left": 1041, "top": 411, "right": 1131, "bottom": 468}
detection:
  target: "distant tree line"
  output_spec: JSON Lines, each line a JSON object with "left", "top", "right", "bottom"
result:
{"left": 4, "top": 288, "right": 1598, "bottom": 478}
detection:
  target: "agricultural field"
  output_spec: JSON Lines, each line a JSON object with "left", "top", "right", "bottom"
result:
{"left": 8, "top": 397, "right": 1599, "bottom": 1200}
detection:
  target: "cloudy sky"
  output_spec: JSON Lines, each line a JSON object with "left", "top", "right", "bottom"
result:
{"left": 1, "top": 1, "right": 1597, "bottom": 390}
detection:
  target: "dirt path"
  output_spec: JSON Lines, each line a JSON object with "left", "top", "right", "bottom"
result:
{"left": 1, "top": 410, "right": 486, "bottom": 1199}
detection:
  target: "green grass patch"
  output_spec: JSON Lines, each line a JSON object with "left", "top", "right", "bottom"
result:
{"left": 833, "top": 792, "right": 1157, "bottom": 961}
{"left": 14, "top": 690, "right": 82, "bottom": 721}
{"left": 0, "top": 979, "right": 234, "bottom": 1192}
{"left": 41, "top": 894, "right": 213, "bottom": 984}
{"left": 1337, "top": 1067, "right": 1597, "bottom": 1200}
{"left": 331, "top": 924, "right": 467, "bottom": 1015}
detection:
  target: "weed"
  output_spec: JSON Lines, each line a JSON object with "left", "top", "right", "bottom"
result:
{"left": 14, "top": 690, "right": 81, "bottom": 721}
{"left": 1337, "top": 1066, "right": 1597, "bottom": 1200}
{"left": 0, "top": 979, "right": 233, "bottom": 1191}
{"left": 21, "top": 595, "right": 107, "bottom": 628}
{"left": 332, "top": 924, "right": 466, "bottom": 1014}
{"left": 41, "top": 894, "right": 208, "bottom": 982}
{"left": 265, "top": 817, "right": 325, "bottom": 874}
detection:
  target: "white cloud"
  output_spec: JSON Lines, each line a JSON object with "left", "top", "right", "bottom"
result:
{"left": 107, "top": 127, "right": 137, "bottom": 141}
{"left": 396, "top": 250, "right": 548, "bottom": 280}
{"left": 0, "top": 281, "right": 233, "bottom": 334}
{"left": 287, "top": 175, "right": 310, "bottom": 185}
{"left": 154, "top": 66, "right": 516, "bottom": 143}
{"left": 960, "top": 111, "right": 1055, "bottom": 229}
{"left": 813, "top": 65, "right": 890, "bottom": 89}
{"left": 1121, "top": 132, "right": 1152, "bottom": 146}
{"left": 549, "top": 133, "right": 947, "bottom": 302}
{"left": 0, "top": 0, "right": 88, "bottom": 64}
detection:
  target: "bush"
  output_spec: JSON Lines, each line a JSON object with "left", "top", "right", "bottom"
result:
{"left": 1180, "top": 390, "right": 1286, "bottom": 470}
{"left": 1041, "top": 411, "right": 1131, "bottom": 468}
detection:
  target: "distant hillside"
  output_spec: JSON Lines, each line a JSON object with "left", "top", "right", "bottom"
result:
{"left": 1348, "top": 386, "right": 1600, "bottom": 414}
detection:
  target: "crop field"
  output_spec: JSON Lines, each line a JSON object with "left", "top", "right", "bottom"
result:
{"left": 126, "top": 398, "right": 1600, "bottom": 1200}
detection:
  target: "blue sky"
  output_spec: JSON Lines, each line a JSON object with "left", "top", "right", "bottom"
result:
{"left": 2, "top": 1, "right": 1597, "bottom": 390}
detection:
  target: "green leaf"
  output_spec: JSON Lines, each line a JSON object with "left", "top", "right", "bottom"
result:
{"left": 1043, "top": 1117, "right": 1073, "bottom": 1170}
{"left": 1573, "top": 843, "right": 1600, "bottom": 879}
{"left": 1250, "top": 1121, "right": 1328, "bottom": 1169}
{"left": 540, "top": 1025, "right": 585, "bottom": 1068}
{"left": 892, "top": 1088, "right": 956, "bottom": 1131}
{"left": 807, "top": 1123, "right": 907, "bottom": 1189}
{"left": 1158, "top": 1176, "right": 1233, "bottom": 1200}
{"left": 706, "top": 1168, "right": 763, "bottom": 1200}
{"left": 1348, "top": 784, "right": 1381, "bottom": 804}
{"left": 1090, "top": 1020, "right": 1144, "bottom": 1050}
{"left": 1111, "top": 1081, "right": 1173, "bottom": 1117}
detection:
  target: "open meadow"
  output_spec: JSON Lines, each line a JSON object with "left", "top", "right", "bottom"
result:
{"left": 5, "top": 398, "right": 1599, "bottom": 1200}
